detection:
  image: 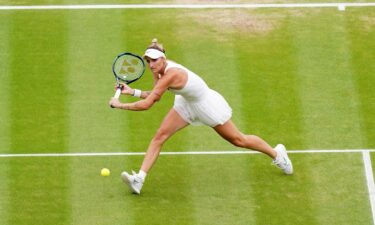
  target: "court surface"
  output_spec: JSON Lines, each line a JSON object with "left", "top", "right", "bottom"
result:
{"left": 0, "top": 1, "right": 374, "bottom": 224}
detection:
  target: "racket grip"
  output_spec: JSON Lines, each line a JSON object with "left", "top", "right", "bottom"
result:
{"left": 114, "top": 88, "right": 121, "bottom": 99}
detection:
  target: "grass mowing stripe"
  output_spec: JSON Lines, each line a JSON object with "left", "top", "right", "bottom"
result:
{"left": 127, "top": 9, "right": 198, "bottom": 224}
{"left": 0, "top": 12, "right": 10, "bottom": 153}
{"left": 233, "top": 10, "right": 317, "bottom": 223}
{"left": 171, "top": 10, "right": 256, "bottom": 222}
{"left": 291, "top": 10, "right": 370, "bottom": 223}
{"left": 0, "top": 161, "right": 8, "bottom": 225}
{"left": 233, "top": 9, "right": 305, "bottom": 149}
{"left": 0, "top": 12, "right": 10, "bottom": 225}
{"left": 8, "top": 10, "right": 70, "bottom": 224}
{"left": 347, "top": 8, "right": 375, "bottom": 148}
{"left": 307, "top": 152, "right": 372, "bottom": 224}
{"left": 187, "top": 155, "right": 256, "bottom": 225}
{"left": 248, "top": 154, "right": 319, "bottom": 224}
{"left": 65, "top": 10, "right": 130, "bottom": 153}
{"left": 292, "top": 9, "right": 364, "bottom": 149}
{"left": 68, "top": 156, "right": 134, "bottom": 225}
{"left": 362, "top": 151, "right": 375, "bottom": 224}
{"left": 9, "top": 13, "right": 69, "bottom": 153}
{"left": 7, "top": 158, "right": 71, "bottom": 225}
{"left": 65, "top": 10, "right": 137, "bottom": 224}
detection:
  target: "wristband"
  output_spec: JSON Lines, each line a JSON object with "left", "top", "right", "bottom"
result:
{"left": 133, "top": 89, "right": 142, "bottom": 98}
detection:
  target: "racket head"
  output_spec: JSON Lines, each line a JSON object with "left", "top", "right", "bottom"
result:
{"left": 112, "top": 52, "right": 145, "bottom": 85}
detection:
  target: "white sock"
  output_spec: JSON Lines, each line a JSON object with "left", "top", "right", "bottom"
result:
{"left": 274, "top": 151, "right": 281, "bottom": 162}
{"left": 138, "top": 170, "right": 147, "bottom": 181}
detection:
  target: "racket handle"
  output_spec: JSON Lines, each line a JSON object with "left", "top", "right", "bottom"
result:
{"left": 114, "top": 88, "right": 121, "bottom": 99}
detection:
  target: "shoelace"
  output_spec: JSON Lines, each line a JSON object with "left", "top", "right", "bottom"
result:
{"left": 131, "top": 170, "right": 143, "bottom": 184}
{"left": 272, "top": 157, "right": 287, "bottom": 167}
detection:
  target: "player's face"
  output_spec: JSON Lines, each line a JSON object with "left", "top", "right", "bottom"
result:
{"left": 146, "top": 57, "right": 165, "bottom": 74}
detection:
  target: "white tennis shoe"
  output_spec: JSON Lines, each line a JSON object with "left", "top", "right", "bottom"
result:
{"left": 121, "top": 170, "right": 144, "bottom": 194}
{"left": 272, "top": 144, "right": 293, "bottom": 175}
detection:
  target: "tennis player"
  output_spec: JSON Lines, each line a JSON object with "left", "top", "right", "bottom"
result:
{"left": 109, "top": 39, "right": 293, "bottom": 194}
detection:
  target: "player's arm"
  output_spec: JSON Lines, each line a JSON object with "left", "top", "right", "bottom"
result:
{"left": 138, "top": 91, "right": 152, "bottom": 99}
{"left": 117, "top": 83, "right": 152, "bottom": 99}
{"left": 136, "top": 71, "right": 162, "bottom": 99}
{"left": 119, "top": 72, "right": 160, "bottom": 99}
{"left": 109, "top": 71, "right": 175, "bottom": 111}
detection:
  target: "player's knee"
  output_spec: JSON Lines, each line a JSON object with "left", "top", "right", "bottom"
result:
{"left": 230, "top": 135, "right": 246, "bottom": 148}
{"left": 153, "top": 128, "right": 170, "bottom": 145}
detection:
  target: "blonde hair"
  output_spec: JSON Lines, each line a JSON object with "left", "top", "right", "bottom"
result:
{"left": 147, "top": 38, "right": 165, "bottom": 53}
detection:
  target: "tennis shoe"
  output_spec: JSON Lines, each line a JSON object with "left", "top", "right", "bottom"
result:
{"left": 272, "top": 144, "right": 293, "bottom": 175}
{"left": 121, "top": 170, "right": 144, "bottom": 194}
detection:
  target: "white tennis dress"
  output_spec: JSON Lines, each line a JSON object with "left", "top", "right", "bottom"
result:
{"left": 165, "top": 60, "right": 232, "bottom": 127}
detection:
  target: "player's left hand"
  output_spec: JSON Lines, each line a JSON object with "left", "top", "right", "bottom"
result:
{"left": 109, "top": 97, "right": 121, "bottom": 108}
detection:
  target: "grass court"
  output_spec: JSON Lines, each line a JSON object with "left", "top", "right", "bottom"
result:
{"left": 0, "top": 0, "right": 375, "bottom": 224}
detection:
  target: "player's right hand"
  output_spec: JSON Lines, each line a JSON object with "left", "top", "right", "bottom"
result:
{"left": 115, "top": 83, "right": 133, "bottom": 95}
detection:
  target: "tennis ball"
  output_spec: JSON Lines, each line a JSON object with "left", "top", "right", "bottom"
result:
{"left": 101, "top": 168, "right": 110, "bottom": 177}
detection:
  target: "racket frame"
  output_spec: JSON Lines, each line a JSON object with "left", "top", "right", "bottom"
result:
{"left": 112, "top": 52, "right": 145, "bottom": 99}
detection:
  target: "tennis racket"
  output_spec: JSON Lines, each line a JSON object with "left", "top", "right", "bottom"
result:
{"left": 112, "top": 52, "right": 146, "bottom": 99}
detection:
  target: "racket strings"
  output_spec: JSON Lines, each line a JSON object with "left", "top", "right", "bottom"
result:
{"left": 115, "top": 55, "right": 144, "bottom": 81}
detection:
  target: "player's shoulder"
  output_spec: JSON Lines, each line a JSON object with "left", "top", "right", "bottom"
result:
{"left": 166, "top": 60, "right": 187, "bottom": 72}
{"left": 166, "top": 60, "right": 185, "bottom": 71}
{"left": 164, "top": 68, "right": 187, "bottom": 85}
{"left": 165, "top": 67, "right": 183, "bottom": 75}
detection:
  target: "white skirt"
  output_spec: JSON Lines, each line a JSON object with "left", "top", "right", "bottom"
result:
{"left": 173, "top": 89, "right": 232, "bottom": 127}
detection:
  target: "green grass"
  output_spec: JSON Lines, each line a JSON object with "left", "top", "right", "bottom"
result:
{"left": 1, "top": 3, "right": 375, "bottom": 225}
{"left": 0, "top": 153, "right": 372, "bottom": 225}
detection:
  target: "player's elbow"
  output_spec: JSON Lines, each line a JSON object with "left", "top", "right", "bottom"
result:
{"left": 138, "top": 100, "right": 154, "bottom": 110}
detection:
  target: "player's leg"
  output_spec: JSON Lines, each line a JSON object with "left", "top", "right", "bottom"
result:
{"left": 140, "top": 108, "right": 189, "bottom": 172}
{"left": 213, "top": 119, "right": 293, "bottom": 174}
{"left": 121, "top": 109, "right": 189, "bottom": 194}
{"left": 213, "top": 119, "right": 276, "bottom": 158}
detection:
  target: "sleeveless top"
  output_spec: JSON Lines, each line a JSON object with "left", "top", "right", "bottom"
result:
{"left": 163, "top": 60, "right": 210, "bottom": 102}
{"left": 161, "top": 60, "right": 232, "bottom": 127}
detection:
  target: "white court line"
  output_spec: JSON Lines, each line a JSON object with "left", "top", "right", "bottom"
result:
{"left": 363, "top": 151, "right": 375, "bottom": 225}
{"left": 0, "top": 3, "right": 375, "bottom": 10}
{"left": 0, "top": 149, "right": 374, "bottom": 157}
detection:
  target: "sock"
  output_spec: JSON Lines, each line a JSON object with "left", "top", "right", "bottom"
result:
{"left": 273, "top": 151, "right": 280, "bottom": 162}
{"left": 138, "top": 170, "right": 147, "bottom": 181}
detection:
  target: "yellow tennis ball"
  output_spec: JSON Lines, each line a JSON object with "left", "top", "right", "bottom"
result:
{"left": 101, "top": 168, "right": 110, "bottom": 177}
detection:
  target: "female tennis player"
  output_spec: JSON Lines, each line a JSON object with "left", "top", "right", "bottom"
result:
{"left": 109, "top": 39, "right": 293, "bottom": 194}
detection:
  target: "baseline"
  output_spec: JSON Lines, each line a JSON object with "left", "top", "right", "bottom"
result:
{"left": 0, "top": 149, "right": 374, "bottom": 157}
{"left": 0, "top": 3, "right": 375, "bottom": 10}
